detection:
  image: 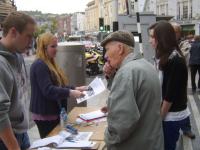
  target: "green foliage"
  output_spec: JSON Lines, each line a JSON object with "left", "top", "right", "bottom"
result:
{"left": 34, "top": 24, "right": 48, "bottom": 38}
{"left": 50, "top": 18, "right": 58, "bottom": 34}
{"left": 34, "top": 19, "right": 58, "bottom": 38}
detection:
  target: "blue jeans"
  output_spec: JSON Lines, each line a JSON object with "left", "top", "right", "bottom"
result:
{"left": 180, "top": 116, "right": 192, "bottom": 133}
{"left": 0, "top": 132, "right": 30, "bottom": 150}
{"left": 163, "top": 117, "right": 190, "bottom": 150}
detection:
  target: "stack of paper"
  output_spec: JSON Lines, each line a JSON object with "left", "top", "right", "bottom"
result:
{"left": 30, "top": 131, "right": 70, "bottom": 149}
{"left": 30, "top": 131, "right": 95, "bottom": 149}
{"left": 57, "top": 140, "right": 95, "bottom": 148}
{"left": 79, "top": 110, "right": 107, "bottom": 122}
{"left": 77, "top": 77, "right": 106, "bottom": 104}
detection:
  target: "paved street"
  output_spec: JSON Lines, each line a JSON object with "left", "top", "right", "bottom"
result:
{"left": 25, "top": 56, "right": 200, "bottom": 150}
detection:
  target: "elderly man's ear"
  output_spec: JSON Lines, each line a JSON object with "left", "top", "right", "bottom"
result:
{"left": 118, "top": 43, "right": 125, "bottom": 55}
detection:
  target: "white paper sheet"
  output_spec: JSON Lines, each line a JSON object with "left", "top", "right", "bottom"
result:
{"left": 30, "top": 131, "right": 71, "bottom": 149}
{"left": 30, "top": 131, "right": 94, "bottom": 149}
{"left": 57, "top": 141, "right": 96, "bottom": 148}
{"left": 30, "top": 135, "right": 64, "bottom": 149}
{"left": 72, "top": 132, "right": 93, "bottom": 141}
{"left": 79, "top": 110, "right": 107, "bottom": 121}
{"left": 77, "top": 77, "right": 106, "bottom": 103}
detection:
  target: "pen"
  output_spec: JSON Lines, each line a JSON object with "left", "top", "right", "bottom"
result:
{"left": 67, "top": 139, "right": 76, "bottom": 143}
{"left": 65, "top": 124, "right": 78, "bottom": 135}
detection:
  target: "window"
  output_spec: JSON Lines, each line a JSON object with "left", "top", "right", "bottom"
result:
{"left": 183, "top": 2, "right": 188, "bottom": 19}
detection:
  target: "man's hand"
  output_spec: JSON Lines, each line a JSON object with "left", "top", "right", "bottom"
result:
{"left": 0, "top": 126, "right": 20, "bottom": 150}
{"left": 103, "top": 62, "right": 116, "bottom": 78}
{"left": 101, "top": 106, "right": 108, "bottom": 113}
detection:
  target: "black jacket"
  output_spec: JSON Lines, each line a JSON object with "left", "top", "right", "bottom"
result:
{"left": 189, "top": 41, "right": 200, "bottom": 65}
{"left": 30, "top": 59, "right": 72, "bottom": 115}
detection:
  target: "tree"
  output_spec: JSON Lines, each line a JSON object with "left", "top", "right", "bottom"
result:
{"left": 34, "top": 24, "right": 48, "bottom": 38}
{"left": 50, "top": 18, "right": 58, "bottom": 34}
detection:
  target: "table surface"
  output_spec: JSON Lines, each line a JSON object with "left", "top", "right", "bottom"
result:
{"left": 47, "top": 106, "right": 107, "bottom": 150}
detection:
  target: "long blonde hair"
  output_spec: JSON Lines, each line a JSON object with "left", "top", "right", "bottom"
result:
{"left": 36, "top": 32, "right": 67, "bottom": 86}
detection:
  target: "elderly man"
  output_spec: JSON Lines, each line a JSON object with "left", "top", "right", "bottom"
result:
{"left": 101, "top": 30, "right": 164, "bottom": 150}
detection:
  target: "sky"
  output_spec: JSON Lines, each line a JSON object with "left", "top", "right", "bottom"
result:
{"left": 15, "top": 0, "right": 92, "bottom": 14}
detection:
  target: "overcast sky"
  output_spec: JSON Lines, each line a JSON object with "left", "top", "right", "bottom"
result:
{"left": 15, "top": 0, "right": 91, "bottom": 14}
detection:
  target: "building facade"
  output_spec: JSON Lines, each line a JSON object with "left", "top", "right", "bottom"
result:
{"left": 71, "top": 12, "right": 85, "bottom": 35}
{"left": 85, "top": 0, "right": 145, "bottom": 33}
{"left": 57, "top": 15, "right": 71, "bottom": 35}
{"left": 0, "top": 0, "right": 16, "bottom": 24}
{"left": 144, "top": 0, "right": 200, "bottom": 35}
{"left": 85, "top": 0, "right": 99, "bottom": 33}
{"left": 84, "top": 0, "right": 129, "bottom": 33}
{"left": 144, "top": 0, "right": 200, "bottom": 20}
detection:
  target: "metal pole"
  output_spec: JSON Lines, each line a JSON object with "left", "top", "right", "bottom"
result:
{"left": 134, "top": 0, "right": 143, "bottom": 54}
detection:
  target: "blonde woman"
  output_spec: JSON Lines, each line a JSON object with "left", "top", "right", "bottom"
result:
{"left": 30, "top": 32, "right": 86, "bottom": 138}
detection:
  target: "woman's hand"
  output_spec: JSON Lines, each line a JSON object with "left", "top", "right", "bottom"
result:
{"left": 75, "top": 86, "right": 88, "bottom": 92}
{"left": 70, "top": 90, "right": 85, "bottom": 98}
{"left": 101, "top": 106, "right": 108, "bottom": 113}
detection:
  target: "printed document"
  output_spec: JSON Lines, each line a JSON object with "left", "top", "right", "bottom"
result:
{"left": 77, "top": 77, "right": 106, "bottom": 103}
{"left": 30, "top": 131, "right": 70, "bottom": 149}
{"left": 30, "top": 131, "right": 94, "bottom": 149}
{"left": 79, "top": 110, "right": 107, "bottom": 121}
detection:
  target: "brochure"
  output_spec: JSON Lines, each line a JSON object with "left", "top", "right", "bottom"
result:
{"left": 79, "top": 110, "right": 107, "bottom": 122}
{"left": 30, "top": 131, "right": 70, "bottom": 149}
{"left": 77, "top": 77, "right": 106, "bottom": 104}
{"left": 30, "top": 131, "right": 95, "bottom": 149}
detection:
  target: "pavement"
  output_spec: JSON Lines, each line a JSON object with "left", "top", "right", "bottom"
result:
{"left": 25, "top": 55, "right": 200, "bottom": 150}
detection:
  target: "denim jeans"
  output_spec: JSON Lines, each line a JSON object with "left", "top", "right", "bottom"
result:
{"left": 163, "top": 117, "right": 189, "bottom": 150}
{"left": 0, "top": 132, "right": 30, "bottom": 150}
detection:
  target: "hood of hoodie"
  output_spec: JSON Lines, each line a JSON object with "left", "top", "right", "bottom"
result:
{"left": 0, "top": 41, "right": 29, "bottom": 133}
{"left": 0, "top": 42, "right": 21, "bottom": 70}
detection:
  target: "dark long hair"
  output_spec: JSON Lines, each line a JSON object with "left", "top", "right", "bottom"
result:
{"left": 149, "top": 21, "right": 183, "bottom": 70}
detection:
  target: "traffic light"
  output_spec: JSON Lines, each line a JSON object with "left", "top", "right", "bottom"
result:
{"left": 99, "top": 18, "right": 104, "bottom": 32}
{"left": 104, "top": 25, "right": 110, "bottom": 33}
{"left": 107, "top": 25, "right": 110, "bottom": 32}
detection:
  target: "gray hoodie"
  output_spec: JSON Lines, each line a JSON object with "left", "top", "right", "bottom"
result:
{"left": 0, "top": 42, "right": 29, "bottom": 134}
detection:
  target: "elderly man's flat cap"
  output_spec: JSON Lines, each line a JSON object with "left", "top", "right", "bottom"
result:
{"left": 101, "top": 30, "right": 135, "bottom": 47}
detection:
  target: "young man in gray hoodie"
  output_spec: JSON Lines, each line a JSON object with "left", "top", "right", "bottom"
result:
{"left": 0, "top": 12, "right": 36, "bottom": 150}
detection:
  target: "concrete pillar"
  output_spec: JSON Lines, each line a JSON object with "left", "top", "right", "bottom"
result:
{"left": 180, "top": 1, "right": 183, "bottom": 19}
{"left": 112, "top": 0, "right": 118, "bottom": 31}
{"left": 99, "top": 0, "right": 104, "bottom": 18}
{"left": 158, "top": 5, "right": 161, "bottom": 15}
{"left": 188, "top": 0, "right": 190, "bottom": 19}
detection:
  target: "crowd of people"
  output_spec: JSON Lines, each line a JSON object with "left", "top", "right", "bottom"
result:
{"left": 0, "top": 11, "right": 199, "bottom": 150}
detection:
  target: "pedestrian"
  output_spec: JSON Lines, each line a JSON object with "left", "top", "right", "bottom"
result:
{"left": 0, "top": 12, "right": 36, "bottom": 150}
{"left": 30, "top": 32, "right": 86, "bottom": 138}
{"left": 170, "top": 22, "right": 196, "bottom": 139}
{"left": 101, "top": 30, "right": 164, "bottom": 150}
{"left": 189, "top": 35, "right": 200, "bottom": 92}
{"left": 171, "top": 23, "right": 191, "bottom": 65}
{"left": 149, "top": 21, "right": 191, "bottom": 150}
